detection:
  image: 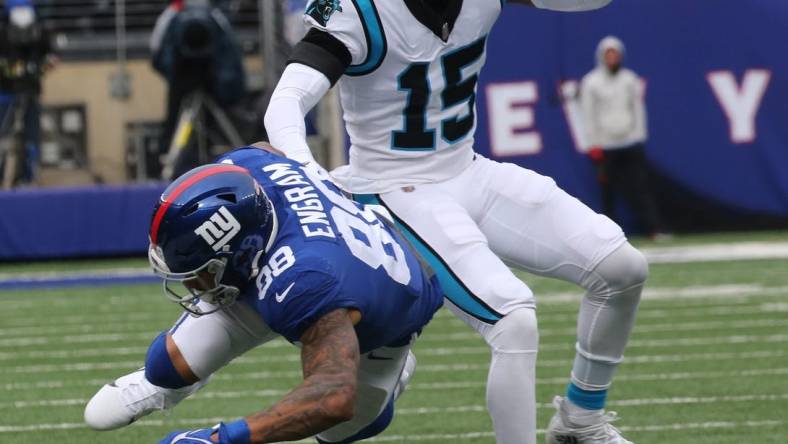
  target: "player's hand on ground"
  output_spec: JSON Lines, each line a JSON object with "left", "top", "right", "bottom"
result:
{"left": 158, "top": 425, "right": 220, "bottom": 443}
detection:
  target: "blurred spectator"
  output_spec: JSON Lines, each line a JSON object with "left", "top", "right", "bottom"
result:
{"left": 0, "top": 0, "right": 55, "bottom": 187}
{"left": 150, "top": 0, "right": 246, "bottom": 178}
{"left": 581, "top": 35, "right": 668, "bottom": 239}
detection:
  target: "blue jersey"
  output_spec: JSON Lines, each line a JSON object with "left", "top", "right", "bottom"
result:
{"left": 217, "top": 147, "right": 443, "bottom": 352}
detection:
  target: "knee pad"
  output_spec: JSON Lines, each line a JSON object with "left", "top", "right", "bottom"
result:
{"left": 485, "top": 308, "right": 539, "bottom": 354}
{"left": 144, "top": 332, "right": 190, "bottom": 389}
{"left": 489, "top": 274, "right": 535, "bottom": 303}
{"left": 480, "top": 272, "right": 535, "bottom": 318}
{"left": 586, "top": 243, "right": 649, "bottom": 303}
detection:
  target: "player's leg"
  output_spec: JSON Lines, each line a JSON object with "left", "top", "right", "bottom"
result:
{"left": 445, "top": 301, "right": 539, "bottom": 444}
{"left": 472, "top": 157, "right": 647, "bottom": 443}
{"left": 358, "top": 188, "right": 539, "bottom": 444}
{"left": 316, "top": 340, "right": 416, "bottom": 443}
{"left": 84, "top": 300, "right": 276, "bottom": 430}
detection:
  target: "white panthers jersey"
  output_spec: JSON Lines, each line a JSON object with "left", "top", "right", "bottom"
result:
{"left": 303, "top": 0, "right": 502, "bottom": 193}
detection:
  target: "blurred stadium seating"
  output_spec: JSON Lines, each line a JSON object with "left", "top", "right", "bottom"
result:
{"left": 5, "top": 0, "right": 262, "bottom": 59}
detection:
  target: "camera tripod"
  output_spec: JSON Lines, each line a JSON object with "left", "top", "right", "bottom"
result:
{"left": 161, "top": 89, "right": 244, "bottom": 181}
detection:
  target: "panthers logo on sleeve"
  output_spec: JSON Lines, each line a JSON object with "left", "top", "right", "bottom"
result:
{"left": 306, "top": 0, "right": 343, "bottom": 27}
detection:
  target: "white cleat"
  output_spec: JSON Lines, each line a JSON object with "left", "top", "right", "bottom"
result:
{"left": 84, "top": 368, "right": 207, "bottom": 431}
{"left": 545, "top": 396, "right": 633, "bottom": 444}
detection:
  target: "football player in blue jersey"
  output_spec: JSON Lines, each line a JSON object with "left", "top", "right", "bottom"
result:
{"left": 84, "top": 142, "right": 444, "bottom": 444}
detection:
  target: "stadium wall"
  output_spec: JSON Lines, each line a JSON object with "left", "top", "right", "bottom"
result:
{"left": 0, "top": 184, "right": 164, "bottom": 260}
{"left": 41, "top": 60, "right": 167, "bottom": 184}
{"left": 39, "top": 57, "right": 264, "bottom": 185}
{"left": 478, "top": 0, "right": 788, "bottom": 232}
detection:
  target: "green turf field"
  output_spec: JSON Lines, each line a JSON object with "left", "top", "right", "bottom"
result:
{"left": 2, "top": 234, "right": 788, "bottom": 443}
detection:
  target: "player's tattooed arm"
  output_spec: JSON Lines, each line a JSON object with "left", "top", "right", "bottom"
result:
{"left": 241, "top": 309, "right": 360, "bottom": 443}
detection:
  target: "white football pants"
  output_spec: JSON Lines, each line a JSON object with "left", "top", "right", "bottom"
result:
{"left": 353, "top": 155, "right": 646, "bottom": 444}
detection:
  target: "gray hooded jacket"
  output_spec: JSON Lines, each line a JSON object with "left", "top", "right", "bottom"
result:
{"left": 580, "top": 36, "right": 647, "bottom": 150}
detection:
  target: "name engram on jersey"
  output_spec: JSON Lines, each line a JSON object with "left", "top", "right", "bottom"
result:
{"left": 301, "top": 0, "right": 503, "bottom": 193}
{"left": 216, "top": 148, "right": 443, "bottom": 353}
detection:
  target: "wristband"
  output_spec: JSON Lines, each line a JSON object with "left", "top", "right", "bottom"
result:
{"left": 219, "top": 419, "right": 251, "bottom": 444}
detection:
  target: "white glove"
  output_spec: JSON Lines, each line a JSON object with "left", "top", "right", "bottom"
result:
{"left": 301, "top": 159, "right": 332, "bottom": 183}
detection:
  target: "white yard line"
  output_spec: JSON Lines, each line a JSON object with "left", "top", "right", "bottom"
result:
{"left": 641, "top": 241, "right": 788, "bottom": 264}
{"left": 370, "top": 420, "right": 788, "bottom": 441}
{"left": 2, "top": 314, "right": 786, "bottom": 363}
{"left": 503, "top": 303, "right": 788, "bottom": 325}
{"left": 536, "top": 284, "right": 788, "bottom": 305}
{"left": 8, "top": 392, "right": 788, "bottom": 412}
{"left": 2, "top": 350, "right": 782, "bottom": 392}
{"left": 619, "top": 419, "right": 786, "bottom": 433}
{"left": 404, "top": 367, "right": 788, "bottom": 391}
{"left": 4, "top": 367, "right": 787, "bottom": 408}
{"left": 0, "top": 418, "right": 784, "bottom": 437}
{"left": 1, "top": 240, "right": 786, "bottom": 286}
{"left": 3, "top": 296, "right": 782, "bottom": 337}
{"left": 1, "top": 283, "right": 785, "bottom": 347}
{"left": 607, "top": 393, "right": 788, "bottom": 407}
{"left": 0, "top": 346, "right": 149, "bottom": 361}
{"left": 0, "top": 267, "right": 152, "bottom": 281}
{"left": 405, "top": 317, "right": 788, "bottom": 341}
{"left": 0, "top": 332, "right": 156, "bottom": 348}
{"left": 2, "top": 332, "right": 786, "bottom": 373}
{"left": 0, "top": 283, "right": 784, "bottom": 335}
{"left": 0, "top": 312, "right": 172, "bottom": 330}
{"left": 3, "top": 315, "right": 786, "bottom": 354}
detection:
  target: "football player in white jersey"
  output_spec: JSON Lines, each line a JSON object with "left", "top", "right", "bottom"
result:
{"left": 264, "top": 1, "right": 647, "bottom": 443}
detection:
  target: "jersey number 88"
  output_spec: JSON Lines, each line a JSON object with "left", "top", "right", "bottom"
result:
{"left": 308, "top": 167, "right": 412, "bottom": 286}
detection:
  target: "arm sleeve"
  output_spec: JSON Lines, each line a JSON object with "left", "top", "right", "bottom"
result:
{"left": 580, "top": 76, "right": 599, "bottom": 148}
{"left": 264, "top": 0, "right": 366, "bottom": 163}
{"left": 531, "top": 0, "right": 612, "bottom": 12}
{"left": 263, "top": 63, "right": 331, "bottom": 165}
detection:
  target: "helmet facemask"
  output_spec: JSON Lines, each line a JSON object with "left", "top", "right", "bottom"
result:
{"left": 147, "top": 163, "right": 276, "bottom": 316}
{"left": 149, "top": 245, "right": 240, "bottom": 316}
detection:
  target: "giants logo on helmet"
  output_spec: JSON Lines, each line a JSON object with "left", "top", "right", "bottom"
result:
{"left": 194, "top": 206, "right": 241, "bottom": 251}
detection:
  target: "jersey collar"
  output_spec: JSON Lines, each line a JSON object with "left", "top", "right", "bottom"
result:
{"left": 402, "top": 0, "right": 463, "bottom": 42}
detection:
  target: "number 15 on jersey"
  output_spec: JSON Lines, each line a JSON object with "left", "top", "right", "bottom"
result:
{"left": 391, "top": 37, "right": 487, "bottom": 151}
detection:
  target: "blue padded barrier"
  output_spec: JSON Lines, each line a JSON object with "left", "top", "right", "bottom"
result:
{"left": 0, "top": 183, "right": 165, "bottom": 260}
